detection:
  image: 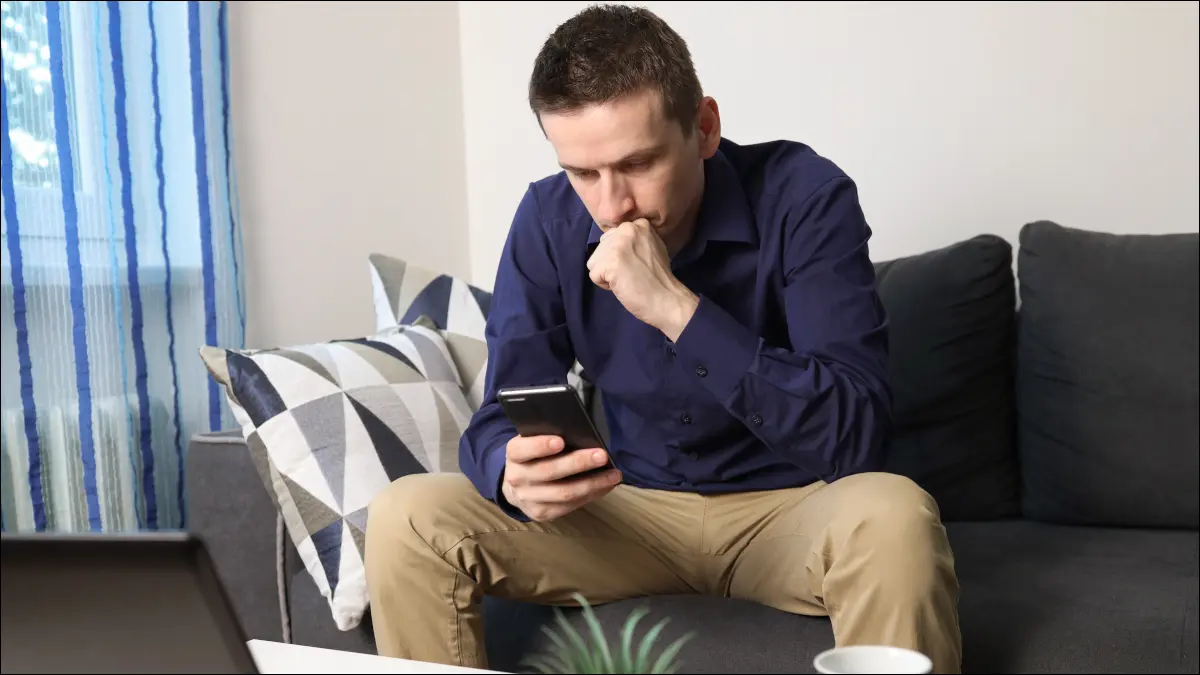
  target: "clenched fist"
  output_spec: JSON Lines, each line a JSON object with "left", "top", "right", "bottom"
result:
{"left": 586, "top": 219, "right": 699, "bottom": 341}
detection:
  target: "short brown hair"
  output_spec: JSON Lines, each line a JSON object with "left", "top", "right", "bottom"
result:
{"left": 528, "top": 4, "right": 703, "bottom": 134}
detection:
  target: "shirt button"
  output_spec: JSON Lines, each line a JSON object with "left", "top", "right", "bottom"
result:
{"left": 695, "top": 366, "right": 707, "bottom": 378}
{"left": 750, "top": 413, "right": 763, "bottom": 426}
{"left": 681, "top": 413, "right": 692, "bottom": 425}
{"left": 666, "top": 344, "right": 676, "bottom": 356}
{"left": 687, "top": 451, "right": 699, "bottom": 461}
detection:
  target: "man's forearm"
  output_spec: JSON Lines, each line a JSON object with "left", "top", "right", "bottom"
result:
{"left": 670, "top": 293, "right": 890, "bottom": 480}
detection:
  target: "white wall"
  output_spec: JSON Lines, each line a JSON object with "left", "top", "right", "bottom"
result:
{"left": 459, "top": 1, "right": 1200, "bottom": 290}
{"left": 230, "top": 1, "right": 470, "bottom": 348}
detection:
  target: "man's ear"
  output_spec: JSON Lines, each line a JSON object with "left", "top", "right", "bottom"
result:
{"left": 696, "top": 96, "right": 721, "bottom": 159}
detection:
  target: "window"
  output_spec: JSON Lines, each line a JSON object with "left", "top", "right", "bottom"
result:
{"left": 2, "top": 0, "right": 66, "bottom": 189}
{"left": 2, "top": 0, "right": 102, "bottom": 199}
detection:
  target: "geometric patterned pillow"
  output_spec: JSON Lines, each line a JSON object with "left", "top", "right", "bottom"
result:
{"left": 368, "top": 252, "right": 491, "bottom": 337}
{"left": 369, "top": 253, "right": 592, "bottom": 407}
{"left": 404, "top": 316, "right": 491, "bottom": 410}
{"left": 198, "top": 324, "right": 473, "bottom": 632}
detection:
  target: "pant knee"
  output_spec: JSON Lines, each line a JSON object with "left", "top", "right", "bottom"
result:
{"left": 832, "top": 473, "right": 954, "bottom": 584}
{"left": 837, "top": 472, "right": 942, "bottom": 532}
{"left": 366, "top": 473, "right": 469, "bottom": 558}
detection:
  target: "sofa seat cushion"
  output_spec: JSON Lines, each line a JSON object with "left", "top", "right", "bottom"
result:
{"left": 281, "top": 517, "right": 1197, "bottom": 674}
{"left": 948, "top": 520, "right": 1198, "bottom": 674}
{"left": 482, "top": 521, "right": 1198, "bottom": 674}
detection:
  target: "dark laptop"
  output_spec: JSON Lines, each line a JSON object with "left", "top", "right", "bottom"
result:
{"left": 1, "top": 532, "right": 259, "bottom": 674}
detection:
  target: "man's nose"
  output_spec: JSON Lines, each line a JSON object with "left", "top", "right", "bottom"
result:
{"left": 596, "top": 174, "right": 635, "bottom": 227}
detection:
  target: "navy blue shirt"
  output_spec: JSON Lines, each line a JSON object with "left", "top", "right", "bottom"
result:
{"left": 460, "top": 138, "right": 891, "bottom": 517}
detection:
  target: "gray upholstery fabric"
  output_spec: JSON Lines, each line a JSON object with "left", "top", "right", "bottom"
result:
{"left": 190, "top": 431, "right": 1199, "bottom": 673}
{"left": 288, "top": 565, "right": 377, "bottom": 654}
{"left": 507, "top": 522, "right": 1199, "bottom": 674}
{"left": 1017, "top": 221, "right": 1199, "bottom": 528}
{"left": 268, "top": 511, "right": 1199, "bottom": 674}
{"left": 186, "top": 431, "right": 284, "bottom": 643}
{"left": 873, "top": 234, "right": 1019, "bottom": 521}
{"left": 946, "top": 521, "right": 1198, "bottom": 674}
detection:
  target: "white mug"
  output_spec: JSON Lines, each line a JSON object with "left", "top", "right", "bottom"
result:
{"left": 813, "top": 645, "right": 933, "bottom": 674}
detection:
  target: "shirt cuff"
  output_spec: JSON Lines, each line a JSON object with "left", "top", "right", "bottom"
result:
{"left": 484, "top": 441, "right": 530, "bottom": 522}
{"left": 671, "top": 294, "right": 760, "bottom": 404}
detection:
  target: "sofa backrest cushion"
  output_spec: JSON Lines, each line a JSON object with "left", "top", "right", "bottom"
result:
{"left": 874, "top": 234, "right": 1021, "bottom": 521}
{"left": 1017, "top": 221, "right": 1199, "bottom": 529}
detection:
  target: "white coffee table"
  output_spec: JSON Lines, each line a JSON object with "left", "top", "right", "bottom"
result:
{"left": 247, "top": 640, "right": 503, "bottom": 674}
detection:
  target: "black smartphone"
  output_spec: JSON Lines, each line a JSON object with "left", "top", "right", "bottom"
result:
{"left": 497, "top": 384, "right": 613, "bottom": 474}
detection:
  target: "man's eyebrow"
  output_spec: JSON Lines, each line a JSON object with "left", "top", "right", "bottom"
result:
{"left": 618, "top": 145, "right": 665, "bottom": 164}
{"left": 559, "top": 144, "right": 666, "bottom": 173}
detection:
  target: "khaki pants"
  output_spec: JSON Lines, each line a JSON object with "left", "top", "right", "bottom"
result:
{"left": 364, "top": 472, "right": 962, "bottom": 674}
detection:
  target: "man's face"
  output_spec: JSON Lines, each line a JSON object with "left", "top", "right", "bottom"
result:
{"left": 540, "top": 88, "right": 720, "bottom": 252}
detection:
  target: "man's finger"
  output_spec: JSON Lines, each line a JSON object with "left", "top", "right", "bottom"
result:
{"left": 525, "top": 493, "right": 601, "bottom": 522}
{"left": 507, "top": 435, "right": 564, "bottom": 463}
{"left": 589, "top": 267, "right": 609, "bottom": 289}
{"left": 532, "top": 449, "right": 610, "bottom": 483}
{"left": 520, "top": 468, "right": 622, "bottom": 505}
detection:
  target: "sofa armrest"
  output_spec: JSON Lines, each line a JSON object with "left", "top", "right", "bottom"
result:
{"left": 187, "top": 430, "right": 284, "bottom": 642}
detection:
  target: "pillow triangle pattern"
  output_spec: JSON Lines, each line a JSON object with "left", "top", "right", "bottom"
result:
{"left": 345, "top": 507, "right": 369, "bottom": 558}
{"left": 198, "top": 324, "right": 472, "bottom": 632}
{"left": 368, "top": 253, "right": 594, "bottom": 409}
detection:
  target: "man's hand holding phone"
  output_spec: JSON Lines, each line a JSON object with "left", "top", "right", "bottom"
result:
{"left": 501, "top": 435, "right": 622, "bottom": 522}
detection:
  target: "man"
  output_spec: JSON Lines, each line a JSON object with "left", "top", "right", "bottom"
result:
{"left": 365, "top": 5, "right": 961, "bottom": 673}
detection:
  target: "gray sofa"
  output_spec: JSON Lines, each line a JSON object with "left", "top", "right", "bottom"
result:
{"left": 188, "top": 222, "right": 1198, "bottom": 674}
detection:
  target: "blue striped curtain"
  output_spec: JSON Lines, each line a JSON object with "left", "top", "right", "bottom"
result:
{"left": 1, "top": 0, "right": 244, "bottom": 533}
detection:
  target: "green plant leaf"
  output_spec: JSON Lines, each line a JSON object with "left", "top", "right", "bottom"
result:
{"left": 524, "top": 654, "right": 568, "bottom": 674}
{"left": 523, "top": 599, "right": 690, "bottom": 674}
{"left": 649, "top": 632, "right": 694, "bottom": 674}
{"left": 522, "top": 628, "right": 573, "bottom": 675}
{"left": 634, "top": 617, "right": 670, "bottom": 673}
{"left": 619, "top": 606, "right": 650, "bottom": 670}
{"left": 576, "top": 594, "right": 615, "bottom": 673}
{"left": 540, "top": 623, "right": 572, "bottom": 658}
{"left": 554, "top": 607, "right": 596, "bottom": 672}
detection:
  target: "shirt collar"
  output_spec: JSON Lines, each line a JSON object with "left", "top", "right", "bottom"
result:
{"left": 586, "top": 147, "right": 758, "bottom": 248}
